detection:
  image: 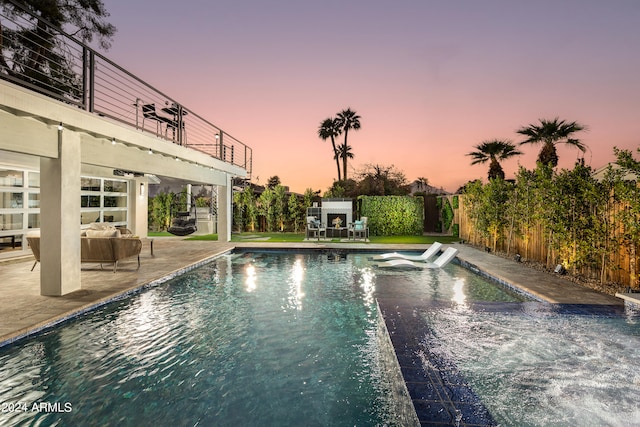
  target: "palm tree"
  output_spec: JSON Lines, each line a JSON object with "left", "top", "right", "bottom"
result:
{"left": 334, "top": 144, "right": 354, "bottom": 176}
{"left": 335, "top": 108, "right": 361, "bottom": 180}
{"left": 318, "top": 118, "right": 342, "bottom": 181}
{"left": 467, "top": 139, "right": 522, "bottom": 180}
{"left": 517, "top": 118, "right": 586, "bottom": 168}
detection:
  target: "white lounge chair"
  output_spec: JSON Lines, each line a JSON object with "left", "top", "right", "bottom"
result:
{"left": 369, "top": 242, "right": 443, "bottom": 262}
{"left": 375, "top": 247, "right": 459, "bottom": 269}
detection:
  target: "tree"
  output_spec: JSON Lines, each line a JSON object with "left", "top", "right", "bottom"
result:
{"left": 612, "top": 147, "right": 640, "bottom": 288}
{"left": 324, "top": 179, "right": 357, "bottom": 198}
{"left": 302, "top": 188, "right": 315, "bottom": 213}
{"left": 236, "top": 185, "right": 257, "bottom": 232}
{"left": 0, "top": 0, "right": 116, "bottom": 97}
{"left": 1, "top": 0, "right": 116, "bottom": 47}
{"left": 148, "top": 191, "right": 173, "bottom": 231}
{"left": 467, "top": 139, "right": 522, "bottom": 180}
{"left": 318, "top": 117, "right": 342, "bottom": 181}
{"left": 266, "top": 175, "right": 281, "bottom": 188}
{"left": 288, "top": 193, "right": 302, "bottom": 232}
{"left": 334, "top": 144, "right": 354, "bottom": 177}
{"left": 335, "top": 108, "right": 361, "bottom": 180}
{"left": 355, "top": 163, "right": 409, "bottom": 196}
{"left": 257, "top": 187, "right": 275, "bottom": 232}
{"left": 506, "top": 167, "right": 537, "bottom": 258}
{"left": 517, "top": 118, "right": 586, "bottom": 168}
{"left": 480, "top": 178, "right": 513, "bottom": 252}
{"left": 273, "top": 184, "right": 287, "bottom": 231}
{"left": 233, "top": 191, "right": 245, "bottom": 232}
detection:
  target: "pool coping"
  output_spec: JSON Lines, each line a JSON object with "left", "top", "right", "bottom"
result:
{"left": 615, "top": 292, "right": 640, "bottom": 308}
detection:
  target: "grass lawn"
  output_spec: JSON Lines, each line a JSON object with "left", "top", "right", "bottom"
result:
{"left": 148, "top": 231, "right": 174, "bottom": 237}
{"left": 369, "top": 235, "right": 460, "bottom": 244}
{"left": 230, "top": 232, "right": 459, "bottom": 244}
{"left": 147, "top": 231, "right": 219, "bottom": 240}
{"left": 148, "top": 231, "right": 460, "bottom": 244}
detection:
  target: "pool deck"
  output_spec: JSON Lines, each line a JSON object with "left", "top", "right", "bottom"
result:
{"left": 0, "top": 240, "right": 623, "bottom": 347}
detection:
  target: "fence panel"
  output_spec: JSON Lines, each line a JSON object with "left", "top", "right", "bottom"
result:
{"left": 455, "top": 194, "right": 638, "bottom": 288}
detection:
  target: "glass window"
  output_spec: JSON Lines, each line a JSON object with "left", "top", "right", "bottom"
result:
{"left": 0, "top": 192, "right": 23, "bottom": 209}
{"left": 1, "top": 214, "right": 23, "bottom": 230}
{"left": 0, "top": 235, "right": 22, "bottom": 251}
{"left": 104, "top": 180, "right": 127, "bottom": 193}
{"left": 28, "top": 193, "right": 40, "bottom": 208}
{"left": 28, "top": 213, "right": 40, "bottom": 229}
{"left": 105, "top": 211, "right": 127, "bottom": 223}
{"left": 0, "top": 170, "right": 23, "bottom": 187}
{"left": 104, "top": 195, "right": 127, "bottom": 208}
{"left": 79, "top": 177, "right": 129, "bottom": 228}
{"left": 81, "top": 195, "right": 101, "bottom": 208}
{"left": 81, "top": 211, "right": 101, "bottom": 225}
{"left": 28, "top": 172, "right": 40, "bottom": 188}
{"left": 81, "top": 178, "right": 101, "bottom": 191}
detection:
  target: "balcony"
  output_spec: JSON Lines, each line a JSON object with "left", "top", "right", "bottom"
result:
{"left": 0, "top": 0, "right": 251, "bottom": 176}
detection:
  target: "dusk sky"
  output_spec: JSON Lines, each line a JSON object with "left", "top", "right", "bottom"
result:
{"left": 103, "top": 0, "right": 640, "bottom": 193}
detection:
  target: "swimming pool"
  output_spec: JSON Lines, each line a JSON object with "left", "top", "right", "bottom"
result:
{"left": 3, "top": 249, "right": 634, "bottom": 426}
{"left": 0, "top": 251, "right": 420, "bottom": 426}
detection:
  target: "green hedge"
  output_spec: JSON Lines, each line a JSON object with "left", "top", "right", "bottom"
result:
{"left": 359, "top": 195, "right": 423, "bottom": 236}
{"left": 442, "top": 197, "right": 454, "bottom": 232}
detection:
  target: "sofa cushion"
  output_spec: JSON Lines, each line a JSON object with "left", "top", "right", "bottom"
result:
{"left": 86, "top": 229, "right": 121, "bottom": 238}
{"left": 89, "top": 222, "right": 117, "bottom": 231}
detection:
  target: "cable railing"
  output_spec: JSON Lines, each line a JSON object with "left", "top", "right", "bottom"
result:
{"left": 0, "top": 0, "right": 252, "bottom": 177}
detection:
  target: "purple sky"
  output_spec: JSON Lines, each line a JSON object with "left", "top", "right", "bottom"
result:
{"left": 103, "top": 0, "right": 640, "bottom": 193}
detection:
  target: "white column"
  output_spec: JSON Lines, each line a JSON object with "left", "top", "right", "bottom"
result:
{"left": 130, "top": 176, "right": 148, "bottom": 238}
{"left": 187, "top": 183, "right": 192, "bottom": 211}
{"left": 39, "top": 127, "right": 81, "bottom": 296}
{"left": 217, "top": 174, "right": 232, "bottom": 242}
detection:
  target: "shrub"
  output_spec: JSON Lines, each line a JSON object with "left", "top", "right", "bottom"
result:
{"left": 359, "top": 195, "right": 423, "bottom": 235}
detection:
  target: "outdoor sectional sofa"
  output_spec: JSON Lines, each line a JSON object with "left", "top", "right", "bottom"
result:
{"left": 27, "top": 227, "right": 142, "bottom": 273}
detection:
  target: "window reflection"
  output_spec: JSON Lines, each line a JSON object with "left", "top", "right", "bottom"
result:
{"left": 28, "top": 193, "right": 39, "bottom": 208}
{"left": 0, "top": 214, "right": 22, "bottom": 230}
{"left": 0, "top": 169, "right": 23, "bottom": 187}
{"left": 28, "top": 213, "right": 40, "bottom": 229}
{"left": 245, "top": 264, "right": 256, "bottom": 292}
{"left": 287, "top": 258, "right": 305, "bottom": 310}
{"left": 0, "top": 193, "right": 23, "bottom": 209}
{"left": 28, "top": 172, "right": 40, "bottom": 188}
{"left": 452, "top": 278, "right": 467, "bottom": 308}
{"left": 359, "top": 267, "right": 376, "bottom": 306}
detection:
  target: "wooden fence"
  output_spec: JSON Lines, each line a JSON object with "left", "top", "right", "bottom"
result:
{"left": 440, "top": 194, "right": 638, "bottom": 288}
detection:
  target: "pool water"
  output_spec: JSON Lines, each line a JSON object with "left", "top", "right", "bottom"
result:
{"left": 5, "top": 249, "right": 621, "bottom": 426}
{"left": 421, "top": 303, "right": 640, "bottom": 426}
{"left": 0, "top": 251, "right": 421, "bottom": 426}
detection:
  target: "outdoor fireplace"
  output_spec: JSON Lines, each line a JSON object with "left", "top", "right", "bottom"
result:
{"left": 320, "top": 199, "right": 352, "bottom": 238}
{"left": 327, "top": 213, "right": 347, "bottom": 229}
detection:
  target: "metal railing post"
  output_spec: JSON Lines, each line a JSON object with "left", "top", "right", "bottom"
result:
{"left": 219, "top": 132, "right": 225, "bottom": 161}
{"left": 88, "top": 51, "right": 95, "bottom": 113}
{"left": 82, "top": 47, "right": 89, "bottom": 111}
